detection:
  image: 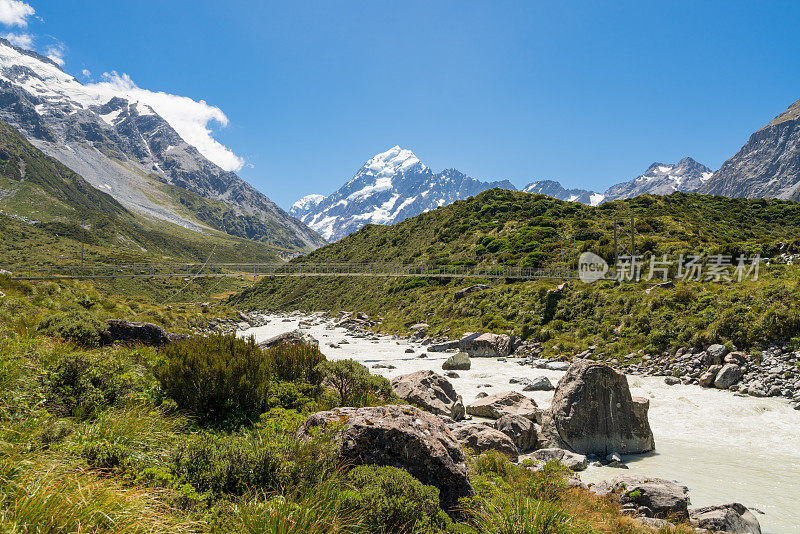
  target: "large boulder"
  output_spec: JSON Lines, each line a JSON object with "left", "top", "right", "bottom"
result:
{"left": 105, "top": 320, "right": 187, "bottom": 346}
{"left": 714, "top": 364, "right": 744, "bottom": 389}
{"left": 706, "top": 344, "right": 729, "bottom": 364}
{"left": 259, "top": 329, "right": 318, "bottom": 349}
{"left": 298, "top": 405, "right": 473, "bottom": 514}
{"left": 591, "top": 474, "right": 690, "bottom": 520}
{"left": 521, "top": 447, "right": 588, "bottom": 471}
{"left": 391, "top": 370, "right": 465, "bottom": 421}
{"left": 442, "top": 352, "right": 471, "bottom": 371}
{"left": 452, "top": 424, "right": 519, "bottom": 460}
{"left": 467, "top": 391, "right": 540, "bottom": 421}
{"left": 523, "top": 376, "right": 554, "bottom": 391}
{"left": 540, "top": 360, "right": 655, "bottom": 455}
{"left": 700, "top": 365, "right": 723, "bottom": 387}
{"left": 690, "top": 503, "right": 761, "bottom": 534}
{"left": 459, "top": 332, "right": 512, "bottom": 357}
{"left": 493, "top": 414, "right": 538, "bottom": 452}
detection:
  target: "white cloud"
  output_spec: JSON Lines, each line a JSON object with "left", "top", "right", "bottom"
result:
{"left": 87, "top": 72, "right": 244, "bottom": 171}
{"left": 81, "top": 68, "right": 90, "bottom": 79}
{"left": 2, "top": 31, "right": 31, "bottom": 48}
{"left": 44, "top": 42, "right": 64, "bottom": 66}
{"left": 0, "top": 0, "right": 34, "bottom": 27}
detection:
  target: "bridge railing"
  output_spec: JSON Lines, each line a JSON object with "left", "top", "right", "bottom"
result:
{"left": 1, "top": 262, "right": 578, "bottom": 281}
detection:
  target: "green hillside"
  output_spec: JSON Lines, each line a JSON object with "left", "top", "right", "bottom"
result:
{"left": 232, "top": 190, "right": 800, "bottom": 357}
{"left": 0, "top": 121, "right": 283, "bottom": 265}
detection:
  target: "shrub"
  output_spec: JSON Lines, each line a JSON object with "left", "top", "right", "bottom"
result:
{"left": 81, "top": 440, "right": 132, "bottom": 470}
{"left": 40, "top": 353, "right": 126, "bottom": 418}
{"left": 155, "top": 333, "right": 271, "bottom": 426}
{"left": 466, "top": 494, "right": 578, "bottom": 534}
{"left": 173, "top": 433, "right": 282, "bottom": 496}
{"left": 342, "top": 465, "right": 452, "bottom": 533}
{"left": 316, "top": 359, "right": 394, "bottom": 407}
{"left": 265, "top": 342, "right": 326, "bottom": 384}
{"left": 37, "top": 309, "right": 108, "bottom": 347}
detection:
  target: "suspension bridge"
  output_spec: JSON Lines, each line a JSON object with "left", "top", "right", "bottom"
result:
{"left": 2, "top": 262, "right": 579, "bottom": 281}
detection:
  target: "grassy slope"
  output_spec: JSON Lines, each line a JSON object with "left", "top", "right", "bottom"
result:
{"left": 0, "top": 121, "right": 286, "bottom": 265}
{"left": 232, "top": 190, "right": 800, "bottom": 357}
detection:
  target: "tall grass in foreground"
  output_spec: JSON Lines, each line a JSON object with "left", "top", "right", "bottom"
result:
{"left": 237, "top": 482, "right": 366, "bottom": 534}
{"left": 0, "top": 452, "right": 198, "bottom": 533}
{"left": 466, "top": 494, "right": 584, "bottom": 534}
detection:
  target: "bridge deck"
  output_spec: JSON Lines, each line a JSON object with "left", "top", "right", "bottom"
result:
{"left": 3, "top": 263, "right": 578, "bottom": 281}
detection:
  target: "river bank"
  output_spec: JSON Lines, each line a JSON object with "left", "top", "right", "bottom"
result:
{"left": 238, "top": 312, "right": 800, "bottom": 533}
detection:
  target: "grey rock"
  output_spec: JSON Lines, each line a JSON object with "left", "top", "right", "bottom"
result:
{"left": 298, "top": 405, "right": 473, "bottom": 514}
{"left": 454, "top": 284, "right": 490, "bottom": 301}
{"left": 591, "top": 474, "right": 690, "bottom": 520}
{"left": 493, "top": 414, "right": 538, "bottom": 452}
{"left": 442, "top": 352, "right": 471, "bottom": 371}
{"left": 714, "top": 364, "right": 744, "bottom": 389}
{"left": 545, "top": 361, "right": 571, "bottom": 371}
{"left": 540, "top": 359, "right": 655, "bottom": 455}
{"left": 521, "top": 448, "right": 588, "bottom": 471}
{"left": 700, "top": 365, "right": 723, "bottom": 387}
{"left": 466, "top": 391, "right": 540, "bottom": 421}
{"left": 523, "top": 376, "right": 554, "bottom": 391}
{"left": 690, "top": 503, "right": 761, "bottom": 534}
{"left": 458, "top": 332, "right": 512, "bottom": 357}
{"left": 105, "top": 320, "right": 187, "bottom": 346}
{"left": 391, "top": 370, "right": 466, "bottom": 421}
{"left": 452, "top": 424, "right": 519, "bottom": 460}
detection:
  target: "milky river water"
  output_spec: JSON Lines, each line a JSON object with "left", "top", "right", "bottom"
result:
{"left": 241, "top": 316, "right": 800, "bottom": 533}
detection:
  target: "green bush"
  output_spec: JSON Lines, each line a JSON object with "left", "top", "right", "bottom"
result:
{"left": 40, "top": 353, "right": 126, "bottom": 418}
{"left": 174, "top": 433, "right": 282, "bottom": 496}
{"left": 342, "top": 465, "right": 452, "bottom": 533}
{"left": 316, "top": 359, "right": 394, "bottom": 407}
{"left": 81, "top": 440, "right": 132, "bottom": 470}
{"left": 155, "top": 333, "right": 272, "bottom": 426}
{"left": 37, "top": 309, "right": 108, "bottom": 347}
{"left": 265, "top": 342, "right": 326, "bottom": 384}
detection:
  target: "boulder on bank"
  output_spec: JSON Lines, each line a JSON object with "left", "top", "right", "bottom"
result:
{"left": 591, "top": 474, "right": 690, "bottom": 520}
{"left": 494, "top": 414, "right": 538, "bottom": 452}
{"left": 105, "top": 320, "right": 188, "bottom": 346}
{"left": 700, "top": 364, "right": 723, "bottom": 387}
{"left": 452, "top": 424, "right": 519, "bottom": 460}
{"left": 458, "top": 332, "right": 512, "bottom": 357}
{"left": 298, "top": 405, "right": 473, "bottom": 514}
{"left": 714, "top": 363, "right": 744, "bottom": 389}
{"left": 690, "top": 503, "right": 761, "bottom": 534}
{"left": 540, "top": 359, "right": 655, "bottom": 455}
{"left": 390, "top": 370, "right": 466, "bottom": 421}
{"left": 521, "top": 447, "right": 588, "bottom": 471}
{"left": 706, "top": 344, "right": 729, "bottom": 365}
{"left": 442, "top": 352, "right": 471, "bottom": 371}
{"left": 466, "top": 391, "right": 540, "bottom": 421}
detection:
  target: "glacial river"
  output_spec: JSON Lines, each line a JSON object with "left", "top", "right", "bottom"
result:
{"left": 241, "top": 316, "right": 800, "bottom": 533}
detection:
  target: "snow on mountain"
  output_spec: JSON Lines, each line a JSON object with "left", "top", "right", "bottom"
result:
{"left": 522, "top": 180, "right": 604, "bottom": 206}
{"left": 0, "top": 37, "right": 325, "bottom": 249}
{"left": 294, "top": 146, "right": 516, "bottom": 241}
{"left": 602, "top": 157, "right": 713, "bottom": 202}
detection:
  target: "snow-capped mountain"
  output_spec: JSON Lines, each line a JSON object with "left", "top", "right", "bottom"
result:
{"left": 293, "top": 146, "right": 515, "bottom": 241}
{"left": 522, "top": 180, "right": 604, "bottom": 206}
{"left": 602, "top": 157, "right": 713, "bottom": 202}
{"left": 0, "top": 38, "right": 325, "bottom": 250}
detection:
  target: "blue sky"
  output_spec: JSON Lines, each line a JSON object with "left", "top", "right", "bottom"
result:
{"left": 5, "top": 0, "right": 800, "bottom": 208}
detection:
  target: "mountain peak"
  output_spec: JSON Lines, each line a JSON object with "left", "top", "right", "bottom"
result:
{"left": 363, "top": 146, "right": 425, "bottom": 177}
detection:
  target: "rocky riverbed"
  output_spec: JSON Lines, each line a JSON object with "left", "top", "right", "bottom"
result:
{"left": 237, "top": 311, "right": 800, "bottom": 533}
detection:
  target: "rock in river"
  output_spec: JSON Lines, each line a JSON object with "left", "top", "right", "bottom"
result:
{"left": 540, "top": 359, "right": 655, "bottom": 455}
{"left": 521, "top": 447, "right": 588, "bottom": 471}
{"left": 442, "top": 352, "right": 471, "bottom": 370}
{"left": 391, "top": 370, "right": 466, "bottom": 421}
{"left": 298, "top": 405, "right": 473, "bottom": 515}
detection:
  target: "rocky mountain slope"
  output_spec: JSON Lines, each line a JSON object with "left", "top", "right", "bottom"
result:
{"left": 290, "top": 146, "right": 515, "bottom": 241}
{"left": 602, "top": 157, "right": 713, "bottom": 202}
{"left": 522, "top": 180, "right": 604, "bottom": 205}
{"left": 0, "top": 38, "right": 325, "bottom": 251}
{"left": 0, "top": 120, "right": 282, "bottom": 264}
{"left": 700, "top": 98, "right": 800, "bottom": 200}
